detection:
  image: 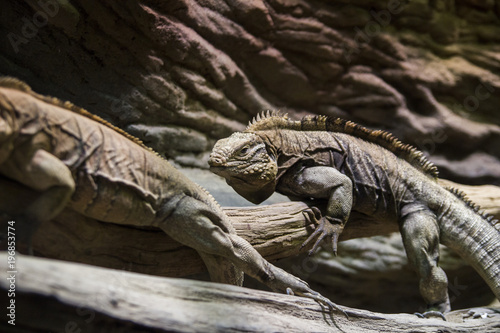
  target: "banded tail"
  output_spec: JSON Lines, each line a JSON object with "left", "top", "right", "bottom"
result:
{"left": 439, "top": 187, "right": 500, "bottom": 300}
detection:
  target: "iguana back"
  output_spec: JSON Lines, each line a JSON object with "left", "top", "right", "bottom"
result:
{"left": 0, "top": 81, "right": 199, "bottom": 226}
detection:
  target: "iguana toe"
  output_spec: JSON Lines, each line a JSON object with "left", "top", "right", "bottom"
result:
{"left": 301, "top": 208, "right": 344, "bottom": 255}
{"left": 331, "top": 232, "right": 339, "bottom": 256}
{"left": 463, "top": 308, "right": 499, "bottom": 319}
{"left": 414, "top": 311, "right": 447, "bottom": 321}
{"left": 301, "top": 291, "right": 349, "bottom": 319}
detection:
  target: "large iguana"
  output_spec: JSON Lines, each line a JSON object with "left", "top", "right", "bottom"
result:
{"left": 209, "top": 111, "right": 500, "bottom": 316}
{"left": 0, "top": 78, "right": 346, "bottom": 316}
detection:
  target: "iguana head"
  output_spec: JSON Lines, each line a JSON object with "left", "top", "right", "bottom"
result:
{"left": 209, "top": 132, "right": 278, "bottom": 204}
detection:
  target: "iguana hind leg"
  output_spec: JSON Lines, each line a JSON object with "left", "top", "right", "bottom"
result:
{"left": 400, "top": 208, "right": 450, "bottom": 315}
{"left": 160, "top": 195, "right": 272, "bottom": 286}
{"left": 0, "top": 148, "right": 75, "bottom": 252}
{"left": 160, "top": 196, "right": 347, "bottom": 317}
{"left": 197, "top": 252, "right": 244, "bottom": 286}
{"left": 159, "top": 196, "right": 246, "bottom": 286}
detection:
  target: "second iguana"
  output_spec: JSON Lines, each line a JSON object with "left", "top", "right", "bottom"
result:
{"left": 0, "top": 79, "right": 345, "bottom": 316}
{"left": 209, "top": 111, "right": 500, "bottom": 316}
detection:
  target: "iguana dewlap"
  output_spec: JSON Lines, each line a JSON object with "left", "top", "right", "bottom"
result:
{"left": 0, "top": 79, "right": 346, "bottom": 316}
{"left": 209, "top": 111, "right": 500, "bottom": 314}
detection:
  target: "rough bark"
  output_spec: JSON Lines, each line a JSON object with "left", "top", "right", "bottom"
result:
{"left": 0, "top": 0, "right": 499, "bottom": 183}
{"left": 0, "top": 176, "right": 498, "bottom": 313}
{"left": 0, "top": 174, "right": 396, "bottom": 277}
{"left": 1, "top": 253, "right": 499, "bottom": 333}
{"left": 0, "top": 177, "right": 495, "bottom": 277}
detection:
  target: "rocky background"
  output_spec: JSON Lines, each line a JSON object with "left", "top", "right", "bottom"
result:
{"left": 1, "top": 0, "right": 499, "bottom": 319}
{"left": 1, "top": 0, "right": 499, "bottom": 183}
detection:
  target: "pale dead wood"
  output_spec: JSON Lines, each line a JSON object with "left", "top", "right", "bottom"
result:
{"left": 439, "top": 179, "right": 500, "bottom": 217}
{"left": 0, "top": 253, "right": 498, "bottom": 333}
{"left": 0, "top": 177, "right": 498, "bottom": 280}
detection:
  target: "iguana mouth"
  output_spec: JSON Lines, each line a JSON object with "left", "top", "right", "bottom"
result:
{"left": 209, "top": 157, "right": 254, "bottom": 175}
{"left": 209, "top": 166, "right": 251, "bottom": 185}
{"left": 208, "top": 151, "right": 229, "bottom": 177}
{"left": 209, "top": 165, "right": 225, "bottom": 177}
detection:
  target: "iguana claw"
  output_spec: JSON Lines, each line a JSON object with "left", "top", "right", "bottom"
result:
{"left": 414, "top": 311, "right": 447, "bottom": 321}
{"left": 302, "top": 291, "right": 349, "bottom": 319}
{"left": 290, "top": 287, "right": 349, "bottom": 318}
{"left": 270, "top": 266, "right": 348, "bottom": 319}
{"left": 301, "top": 207, "right": 344, "bottom": 256}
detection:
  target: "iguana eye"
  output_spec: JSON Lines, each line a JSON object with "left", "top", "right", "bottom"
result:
{"left": 238, "top": 146, "right": 249, "bottom": 155}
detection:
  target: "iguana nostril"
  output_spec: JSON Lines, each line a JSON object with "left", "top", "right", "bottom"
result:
{"left": 208, "top": 154, "right": 225, "bottom": 166}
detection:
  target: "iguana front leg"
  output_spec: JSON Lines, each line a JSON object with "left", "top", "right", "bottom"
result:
{"left": 302, "top": 207, "right": 346, "bottom": 256}
{"left": 282, "top": 166, "right": 353, "bottom": 255}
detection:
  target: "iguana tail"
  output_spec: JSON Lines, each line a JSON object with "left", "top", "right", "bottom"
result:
{"left": 439, "top": 187, "right": 500, "bottom": 300}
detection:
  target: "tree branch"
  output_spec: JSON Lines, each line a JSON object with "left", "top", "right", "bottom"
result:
{"left": 0, "top": 177, "right": 497, "bottom": 279}
{"left": 1, "top": 253, "right": 498, "bottom": 332}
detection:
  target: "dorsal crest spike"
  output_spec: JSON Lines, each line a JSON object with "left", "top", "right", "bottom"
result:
{"left": 245, "top": 114, "right": 439, "bottom": 179}
{"left": 446, "top": 186, "right": 499, "bottom": 226}
{"left": 0, "top": 76, "right": 162, "bottom": 157}
{"left": 245, "top": 110, "right": 291, "bottom": 132}
{"left": 0, "top": 76, "right": 33, "bottom": 92}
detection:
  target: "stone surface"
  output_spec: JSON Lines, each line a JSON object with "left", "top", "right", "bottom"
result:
{"left": 0, "top": 0, "right": 498, "bottom": 184}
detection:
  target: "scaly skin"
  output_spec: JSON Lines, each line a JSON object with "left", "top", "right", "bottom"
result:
{"left": 0, "top": 78, "right": 346, "bottom": 316}
{"left": 209, "top": 111, "right": 500, "bottom": 316}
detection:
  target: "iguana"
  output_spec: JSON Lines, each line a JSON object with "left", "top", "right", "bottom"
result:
{"left": 209, "top": 111, "right": 500, "bottom": 316}
{"left": 0, "top": 78, "right": 346, "bottom": 316}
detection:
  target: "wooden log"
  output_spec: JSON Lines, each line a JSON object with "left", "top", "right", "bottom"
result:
{"left": 0, "top": 253, "right": 498, "bottom": 333}
{"left": 0, "top": 177, "right": 499, "bottom": 315}
{"left": 0, "top": 177, "right": 498, "bottom": 280}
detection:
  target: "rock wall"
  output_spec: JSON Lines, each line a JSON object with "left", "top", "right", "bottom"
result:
{"left": 0, "top": 0, "right": 499, "bottom": 183}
